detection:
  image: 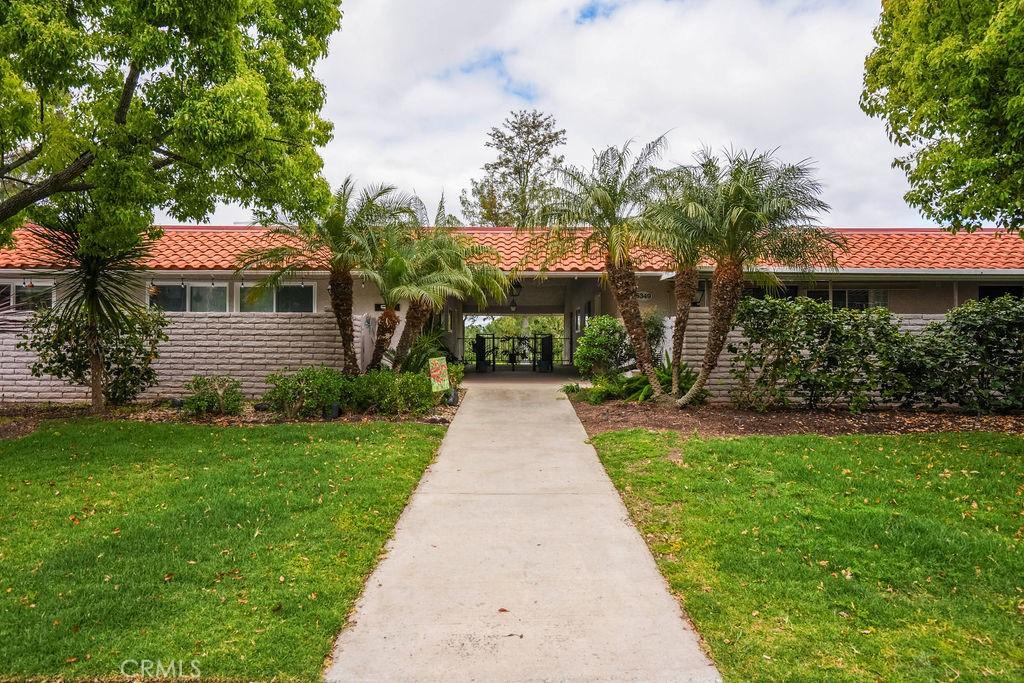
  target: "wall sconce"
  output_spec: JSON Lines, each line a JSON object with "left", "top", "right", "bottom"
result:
{"left": 509, "top": 300, "right": 518, "bottom": 313}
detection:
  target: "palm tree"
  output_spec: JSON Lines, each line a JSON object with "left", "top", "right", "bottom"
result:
{"left": 390, "top": 230, "right": 508, "bottom": 371}
{"left": 238, "top": 176, "right": 419, "bottom": 375}
{"left": 642, "top": 170, "right": 709, "bottom": 395}
{"left": 26, "top": 202, "right": 154, "bottom": 413}
{"left": 389, "top": 195, "right": 507, "bottom": 370}
{"left": 672, "top": 148, "right": 841, "bottom": 407}
{"left": 542, "top": 137, "right": 668, "bottom": 397}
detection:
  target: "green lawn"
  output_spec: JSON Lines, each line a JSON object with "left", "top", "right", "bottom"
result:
{"left": 0, "top": 419, "right": 443, "bottom": 682}
{"left": 593, "top": 430, "right": 1024, "bottom": 681}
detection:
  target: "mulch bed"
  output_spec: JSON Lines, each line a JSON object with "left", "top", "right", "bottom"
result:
{"left": 0, "top": 393, "right": 464, "bottom": 441}
{"left": 570, "top": 397, "right": 1024, "bottom": 438}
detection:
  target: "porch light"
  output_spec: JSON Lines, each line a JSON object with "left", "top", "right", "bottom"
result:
{"left": 510, "top": 280, "right": 523, "bottom": 297}
{"left": 510, "top": 300, "right": 518, "bottom": 313}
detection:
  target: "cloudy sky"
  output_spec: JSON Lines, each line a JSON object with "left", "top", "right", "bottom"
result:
{"left": 204, "top": 0, "right": 927, "bottom": 227}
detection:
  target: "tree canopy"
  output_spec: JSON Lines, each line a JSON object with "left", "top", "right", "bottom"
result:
{"left": 862, "top": 0, "right": 1024, "bottom": 233}
{"left": 460, "top": 110, "right": 566, "bottom": 228}
{"left": 0, "top": 0, "right": 342, "bottom": 248}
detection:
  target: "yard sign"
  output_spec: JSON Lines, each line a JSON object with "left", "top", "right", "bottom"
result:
{"left": 428, "top": 357, "right": 450, "bottom": 392}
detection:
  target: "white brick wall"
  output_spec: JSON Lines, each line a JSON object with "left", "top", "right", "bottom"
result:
{"left": 0, "top": 310, "right": 948, "bottom": 404}
{"left": 0, "top": 313, "right": 366, "bottom": 402}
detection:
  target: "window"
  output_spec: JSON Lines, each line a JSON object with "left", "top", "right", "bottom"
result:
{"left": 744, "top": 284, "right": 799, "bottom": 300}
{"left": 150, "top": 282, "right": 227, "bottom": 312}
{"left": 239, "top": 284, "right": 314, "bottom": 313}
{"left": 275, "top": 284, "right": 313, "bottom": 312}
{"left": 978, "top": 285, "right": 1023, "bottom": 300}
{"left": 1, "top": 281, "right": 54, "bottom": 312}
{"left": 693, "top": 280, "right": 709, "bottom": 307}
{"left": 807, "top": 288, "right": 888, "bottom": 310}
{"left": 150, "top": 284, "right": 187, "bottom": 312}
{"left": 239, "top": 286, "right": 274, "bottom": 312}
{"left": 189, "top": 285, "right": 227, "bottom": 312}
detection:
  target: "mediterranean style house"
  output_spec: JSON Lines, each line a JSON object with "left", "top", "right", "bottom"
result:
{"left": 1, "top": 225, "right": 1023, "bottom": 402}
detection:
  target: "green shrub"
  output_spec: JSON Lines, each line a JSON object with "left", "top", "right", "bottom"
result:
{"left": 396, "top": 372, "right": 436, "bottom": 414}
{"left": 345, "top": 370, "right": 436, "bottom": 415}
{"left": 729, "top": 296, "right": 911, "bottom": 412}
{"left": 182, "top": 375, "right": 244, "bottom": 417}
{"left": 573, "top": 316, "right": 632, "bottom": 377}
{"left": 263, "top": 366, "right": 346, "bottom": 418}
{"left": 447, "top": 362, "right": 465, "bottom": 393}
{"left": 262, "top": 365, "right": 441, "bottom": 419}
{"left": 642, "top": 312, "right": 667, "bottom": 357}
{"left": 295, "top": 366, "right": 346, "bottom": 416}
{"left": 262, "top": 373, "right": 305, "bottom": 419}
{"left": 18, "top": 307, "right": 169, "bottom": 405}
{"left": 911, "top": 296, "right": 1024, "bottom": 412}
{"left": 573, "top": 313, "right": 667, "bottom": 378}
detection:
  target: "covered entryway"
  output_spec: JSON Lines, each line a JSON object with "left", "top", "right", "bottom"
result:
{"left": 455, "top": 274, "right": 603, "bottom": 374}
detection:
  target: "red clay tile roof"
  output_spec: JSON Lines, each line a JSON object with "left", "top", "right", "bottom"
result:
{"left": 2, "top": 225, "right": 1023, "bottom": 273}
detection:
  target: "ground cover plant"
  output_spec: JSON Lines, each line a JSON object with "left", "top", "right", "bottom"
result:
{"left": 0, "top": 419, "right": 443, "bottom": 682}
{"left": 593, "top": 429, "right": 1024, "bottom": 680}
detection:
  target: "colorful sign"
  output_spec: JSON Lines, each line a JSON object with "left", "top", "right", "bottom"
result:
{"left": 428, "top": 357, "right": 450, "bottom": 392}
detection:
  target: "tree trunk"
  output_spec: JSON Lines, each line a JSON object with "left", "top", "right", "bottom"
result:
{"left": 328, "top": 267, "right": 360, "bottom": 375}
{"left": 368, "top": 307, "right": 400, "bottom": 370}
{"left": 87, "top": 320, "right": 105, "bottom": 414}
{"left": 671, "top": 265, "right": 700, "bottom": 396}
{"left": 677, "top": 259, "right": 745, "bottom": 408}
{"left": 392, "top": 301, "right": 431, "bottom": 371}
{"left": 606, "top": 259, "right": 663, "bottom": 398}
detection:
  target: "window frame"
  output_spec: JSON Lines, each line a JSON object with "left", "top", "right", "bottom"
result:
{"left": 0, "top": 278, "right": 56, "bottom": 313}
{"left": 149, "top": 280, "right": 230, "bottom": 313}
{"left": 235, "top": 282, "right": 316, "bottom": 313}
{"left": 806, "top": 287, "right": 889, "bottom": 310}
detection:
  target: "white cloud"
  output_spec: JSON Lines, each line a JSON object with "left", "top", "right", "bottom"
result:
{"left": 192, "top": 0, "right": 926, "bottom": 227}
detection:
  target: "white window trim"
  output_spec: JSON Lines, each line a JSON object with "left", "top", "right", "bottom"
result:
{"left": 150, "top": 280, "right": 230, "bottom": 313}
{"left": 0, "top": 278, "right": 57, "bottom": 311}
{"left": 234, "top": 282, "right": 316, "bottom": 313}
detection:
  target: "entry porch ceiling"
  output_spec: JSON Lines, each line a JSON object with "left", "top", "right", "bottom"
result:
{"left": 463, "top": 278, "right": 569, "bottom": 315}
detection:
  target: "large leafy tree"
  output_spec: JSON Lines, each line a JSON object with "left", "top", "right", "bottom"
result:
{"left": 461, "top": 110, "right": 566, "bottom": 228}
{"left": 671, "top": 149, "right": 840, "bottom": 408}
{"left": 862, "top": 1, "right": 1024, "bottom": 233}
{"left": 543, "top": 137, "right": 668, "bottom": 398}
{"left": 0, "top": 0, "right": 341, "bottom": 246}
{"left": 22, "top": 199, "right": 161, "bottom": 412}
{"left": 238, "top": 178, "right": 419, "bottom": 375}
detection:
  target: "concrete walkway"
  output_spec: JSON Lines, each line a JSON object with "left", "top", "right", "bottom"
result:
{"left": 325, "top": 376, "right": 720, "bottom": 682}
